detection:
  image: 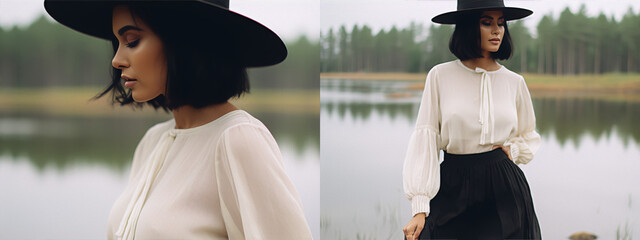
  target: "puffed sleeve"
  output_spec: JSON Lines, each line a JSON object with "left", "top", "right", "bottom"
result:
{"left": 214, "top": 123, "right": 312, "bottom": 240}
{"left": 403, "top": 67, "right": 441, "bottom": 217}
{"left": 503, "top": 76, "right": 542, "bottom": 165}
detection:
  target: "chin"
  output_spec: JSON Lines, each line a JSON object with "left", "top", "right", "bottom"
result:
{"left": 131, "top": 92, "right": 157, "bottom": 103}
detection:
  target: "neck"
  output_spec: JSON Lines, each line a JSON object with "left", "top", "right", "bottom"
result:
{"left": 460, "top": 51, "right": 500, "bottom": 71}
{"left": 171, "top": 102, "right": 238, "bottom": 129}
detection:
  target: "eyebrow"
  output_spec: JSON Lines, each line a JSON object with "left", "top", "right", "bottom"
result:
{"left": 117, "top": 25, "right": 143, "bottom": 36}
{"left": 480, "top": 15, "right": 505, "bottom": 20}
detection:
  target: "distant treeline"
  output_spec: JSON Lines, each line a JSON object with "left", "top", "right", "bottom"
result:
{"left": 321, "top": 6, "right": 640, "bottom": 74}
{"left": 0, "top": 15, "right": 319, "bottom": 89}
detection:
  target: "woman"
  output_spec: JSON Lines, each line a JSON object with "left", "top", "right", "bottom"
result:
{"left": 402, "top": 0, "right": 541, "bottom": 239}
{"left": 44, "top": 1, "right": 312, "bottom": 239}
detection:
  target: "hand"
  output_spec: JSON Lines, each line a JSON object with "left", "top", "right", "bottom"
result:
{"left": 403, "top": 212, "right": 426, "bottom": 240}
{"left": 491, "top": 145, "right": 512, "bottom": 160}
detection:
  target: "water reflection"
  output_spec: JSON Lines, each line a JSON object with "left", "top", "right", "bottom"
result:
{"left": 324, "top": 102, "right": 416, "bottom": 123}
{"left": 534, "top": 98, "right": 640, "bottom": 148}
{"left": 0, "top": 112, "right": 319, "bottom": 173}
{"left": 322, "top": 79, "right": 640, "bottom": 148}
{"left": 0, "top": 114, "right": 160, "bottom": 172}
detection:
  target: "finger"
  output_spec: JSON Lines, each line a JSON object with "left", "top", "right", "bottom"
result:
{"left": 408, "top": 224, "right": 418, "bottom": 238}
{"left": 404, "top": 228, "right": 412, "bottom": 240}
{"left": 414, "top": 225, "right": 424, "bottom": 240}
{"left": 503, "top": 148, "right": 512, "bottom": 160}
{"left": 403, "top": 224, "right": 413, "bottom": 237}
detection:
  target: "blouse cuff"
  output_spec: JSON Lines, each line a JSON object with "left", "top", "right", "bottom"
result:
{"left": 504, "top": 131, "right": 541, "bottom": 165}
{"left": 411, "top": 195, "right": 431, "bottom": 217}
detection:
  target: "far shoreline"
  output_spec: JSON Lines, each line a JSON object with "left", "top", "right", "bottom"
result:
{"left": 321, "top": 72, "right": 426, "bottom": 81}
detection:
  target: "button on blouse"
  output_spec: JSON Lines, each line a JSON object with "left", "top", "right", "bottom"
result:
{"left": 403, "top": 60, "right": 542, "bottom": 217}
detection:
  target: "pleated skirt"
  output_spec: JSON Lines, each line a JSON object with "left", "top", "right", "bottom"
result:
{"left": 418, "top": 148, "right": 541, "bottom": 240}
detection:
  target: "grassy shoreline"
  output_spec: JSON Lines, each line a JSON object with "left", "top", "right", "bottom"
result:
{"left": 0, "top": 88, "right": 319, "bottom": 117}
{"left": 321, "top": 72, "right": 640, "bottom": 102}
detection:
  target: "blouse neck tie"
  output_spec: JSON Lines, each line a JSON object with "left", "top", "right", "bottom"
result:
{"left": 115, "top": 130, "right": 177, "bottom": 240}
{"left": 475, "top": 68, "right": 494, "bottom": 145}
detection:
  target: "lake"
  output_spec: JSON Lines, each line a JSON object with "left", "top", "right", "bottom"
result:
{"left": 321, "top": 78, "right": 640, "bottom": 240}
{"left": 0, "top": 111, "right": 320, "bottom": 239}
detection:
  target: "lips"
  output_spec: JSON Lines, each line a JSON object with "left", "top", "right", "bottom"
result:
{"left": 122, "top": 75, "right": 137, "bottom": 88}
{"left": 489, "top": 38, "right": 500, "bottom": 44}
{"left": 121, "top": 74, "right": 136, "bottom": 81}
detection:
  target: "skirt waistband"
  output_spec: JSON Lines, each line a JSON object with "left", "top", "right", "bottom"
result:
{"left": 443, "top": 148, "right": 508, "bottom": 166}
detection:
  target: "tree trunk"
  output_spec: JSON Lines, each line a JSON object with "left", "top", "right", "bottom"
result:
{"left": 556, "top": 41, "right": 563, "bottom": 75}
{"left": 546, "top": 43, "right": 552, "bottom": 74}
{"left": 567, "top": 39, "right": 575, "bottom": 75}
{"left": 628, "top": 47, "right": 633, "bottom": 73}
{"left": 594, "top": 42, "right": 600, "bottom": 74}
{"left": 578, "top": 41, "right": 585, "bottom": 74}
{"left": 521, "top": 44, "right": 527, "bottom": 73}
{"left": 538, "top": 44, "right": 544, "bottom": 74}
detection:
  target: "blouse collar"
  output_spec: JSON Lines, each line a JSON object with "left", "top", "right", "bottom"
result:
{"left": 455, "top": 59, "right": 504, "bottom": 74}
{"left": 168, "top": 110, "right": 245, "bottom": 136}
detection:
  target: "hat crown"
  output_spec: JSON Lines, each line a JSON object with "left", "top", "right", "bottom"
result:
{"left": 457, "top": 0, "right": 505, "bottom": 11}
{"left": 432, "top": 0, "right": 532, "bottom": 24}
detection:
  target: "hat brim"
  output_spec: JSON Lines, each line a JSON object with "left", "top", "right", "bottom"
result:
{"left": 431, "top": 7, "right": 532, "bottom": 24}
{"left": 44, "top": 0, "right": 287, "bottom": 67}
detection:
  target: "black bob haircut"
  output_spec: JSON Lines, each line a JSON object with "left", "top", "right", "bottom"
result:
{"left": 96, "top": 3, "right": 249, "bottom": 111}
{"left": 449, "top": 11, "right": 513, "bottom": 61}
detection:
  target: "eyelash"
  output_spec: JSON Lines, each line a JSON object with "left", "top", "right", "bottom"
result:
{"left": 125, "top": 39, "right": 140, "bottom": 48}
{"left": 482, "top": 22, "right": 505, "bottom": 26}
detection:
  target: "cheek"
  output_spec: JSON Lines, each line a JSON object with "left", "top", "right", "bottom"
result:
{"left": 150, "top": 48, "right": 167, "bottom": 86}
{"left": 479, "top": 26, "right": 490, "bottom": 40}
{"left": 137, "top": 41, "right": 167, "bottom": 88}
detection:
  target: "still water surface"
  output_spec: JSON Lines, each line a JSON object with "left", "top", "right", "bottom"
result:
{"left": 321, "top": 78, "right": 640, "bottom": 240}
{"left": 0, "top": 112, "right": 319, "bottom": 239}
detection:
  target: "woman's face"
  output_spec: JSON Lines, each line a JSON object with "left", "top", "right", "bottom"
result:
{"left": 111, "top": 5, "right": 167, "bottom": 102}
{"left": 478, "top": 10, "right": 505, "bottom": 54}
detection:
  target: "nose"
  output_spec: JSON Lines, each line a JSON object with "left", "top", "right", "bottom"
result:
{"left": 111, "top": 45, "right": 129, "bottom": 69}
{"left": 491, "top": 22, "right": 502, "bottom": 35}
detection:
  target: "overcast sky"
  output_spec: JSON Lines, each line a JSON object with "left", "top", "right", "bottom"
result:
{"left": 323, "top": 0, "right": 640, "bottom": 36}
{"left": 0, "top": 0, "right": 638, "bottom": 40}
{"left": 0, "top": 0, "right": 320, "bottom": 41}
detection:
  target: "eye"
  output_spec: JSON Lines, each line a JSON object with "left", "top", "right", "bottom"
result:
{"left": 126, "top": 39, "right": 140, "bottom": 48}
{"left": 481, "top": 21, "right": 491, "bottom": 26}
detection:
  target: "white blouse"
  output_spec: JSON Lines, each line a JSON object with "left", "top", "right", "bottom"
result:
{"left": 106, "top": 110, "right": 312, "bottom": 240}
{"left": 403, "top": 59, "right": 542, "bottom": 217}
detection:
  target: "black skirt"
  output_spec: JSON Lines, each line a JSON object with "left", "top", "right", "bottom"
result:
{"left": 418, "top": 148, "right": 541, "bottom": 240}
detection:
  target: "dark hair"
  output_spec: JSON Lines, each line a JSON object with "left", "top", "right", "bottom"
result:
{"left": 96, "top": 2, "right": 249, "bottom": 111}
{"left": 449, "top": 11, "right": 513, "bottom": 61}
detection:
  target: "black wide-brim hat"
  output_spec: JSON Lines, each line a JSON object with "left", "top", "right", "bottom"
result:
{"left": 432, "top": 0, "right": 532, "bottom": 24}
{"left": 44, "top": 0, "right": 287, "bottom": 67}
